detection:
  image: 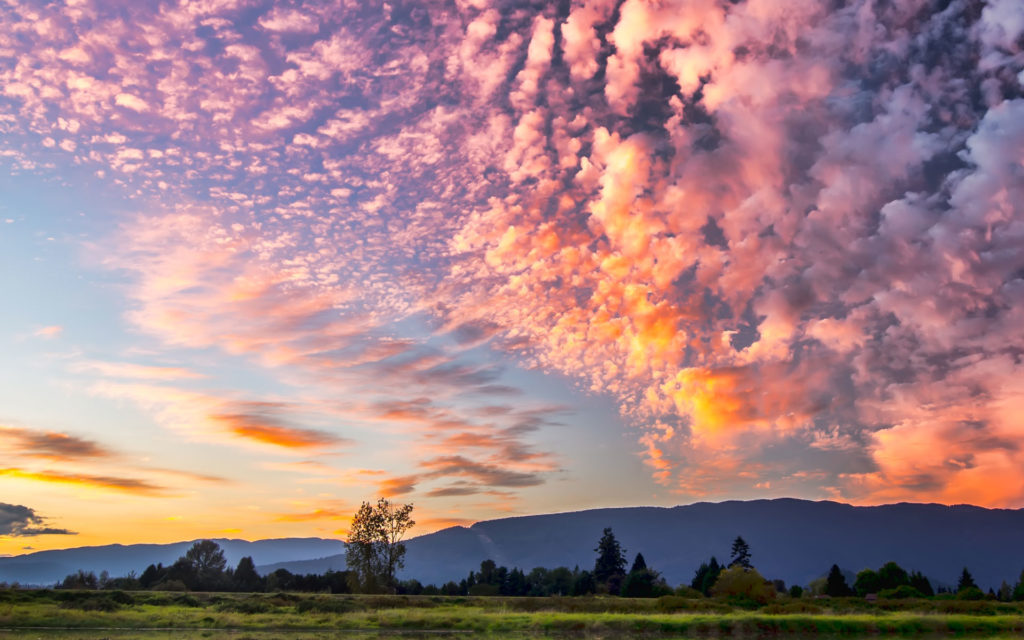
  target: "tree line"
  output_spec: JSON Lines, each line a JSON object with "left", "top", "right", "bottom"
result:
{"left": 49, "top": 500, "right": 1024, "bottom": 601}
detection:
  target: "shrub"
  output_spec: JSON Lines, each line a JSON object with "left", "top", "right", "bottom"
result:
{"left": 710, "top": 566, "right": 776, "bottom": 605}
{"left": 957, "top": 587, "right": 986, "bottom": 601}
{"left": 879, "top": 585, "right": 924, "bottom": 599}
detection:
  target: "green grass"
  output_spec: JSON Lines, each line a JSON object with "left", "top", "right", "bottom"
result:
{"left": 1, "top": 590, "right": 1022, "bottom": 638}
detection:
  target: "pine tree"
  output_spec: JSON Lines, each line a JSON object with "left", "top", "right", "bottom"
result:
{"left": 691, "top": 556, "right": 722, "bottom": 595}
{"left": 825, "top": 564, "right": 853, "bottom": 597}
{"left": 729, "top": 536, "right": 752, "bottom": 569}
{"left": 957, "top": 567, "right": 977, "bottom": 592}
{"left": 593, "top": 527, "right": 627, "bottom": 587}
{"left": 629, "top": 553, "right": 647, "bottom": 574}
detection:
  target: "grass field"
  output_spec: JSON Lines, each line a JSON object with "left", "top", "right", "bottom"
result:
{"left": 1, "top": 590, "right": 1023, "bottom": 638}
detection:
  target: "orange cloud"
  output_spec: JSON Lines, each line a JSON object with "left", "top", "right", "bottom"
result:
{"left": 0, "top": 468, "right": 168, "bottom": 496}
{"left": 210, "top": 413, "right": 345, "bottom": 450}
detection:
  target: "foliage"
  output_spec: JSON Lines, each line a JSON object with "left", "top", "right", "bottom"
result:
{"left": 183, "top": 539, "right": 228, "bottom": 590}
{"left": 878, "top": 585, "right": 924, "bottom": 599}
{"left": 729, "top": 536, "right": 752, "bottom": 569}
{"left": 58, "top": 570, "right": 99, "bottom": 590}
{"left": 788, "top": 584, "right": 804, "bottom": 598}
{"left": 233, "top": 556, "right": 262, "bottom": 592}
{"left": 825, "top": 564, "right": 853, "bottom": 597}
{"left": 854, "top": 569, "right": 881, "bottom": 596}
{"left": 593, "top": 527, "right": 627, "bottom": 592}
{"left": 957, "top": 567, "right": 978, "bottom": 593}
{"left": 909, "top": 570, "right": 934, "bottom": 597}
{"left": 710, "top": 566, "right": 776, "bottom": 605}
{"left": 877, "top": 561, "right": 910, "bottom": 590}
{"left": 691, "top": 557, "right": 722, "bottom": 596}
{"left": 345, "top": 498, "right": 415, "bottom": 593}
{"left": 1014, "top": 569, "right": 1024, "bottom": 601}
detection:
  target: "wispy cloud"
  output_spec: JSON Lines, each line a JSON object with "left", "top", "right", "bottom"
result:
{"left": 0, "top": 468, "right": 168, "bottom": 496}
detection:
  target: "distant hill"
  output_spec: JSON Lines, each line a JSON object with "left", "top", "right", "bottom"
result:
{"left": 5, "top": 500, "right": 1024, "bottom": 590}
{"left": 0, "top": 538, "right": 342, "bottom": 587}
{"left": 263, "top": 499, "right": 1024, "bottom": 590}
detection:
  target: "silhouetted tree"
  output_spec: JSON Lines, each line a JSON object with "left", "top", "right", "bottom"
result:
{"left": 909, "top": 570, "right": 934, "bottom": 597}
{"left": 139, "top": 563, "right": 165, "bottom": 589}
{"left": 345, "top": 498, "right": 415, "bottom": 593}
{"left": 1013, "top": 569, "right": 1024, "bottom": 601}
{"left": 233, "top": 556, "right": 262, "bottom": 592}
{"left": 629, "top": 553, "right": 647, "bottom": 574}
{"left": 178, "top": 540, "right": 227, "bottom": 590}
{"left": 593, "top": 527, "right": 627, "bottom": 592}
{"left": 854, "top": 569, "right": 881, "bottom": 596}
{"left": 877, "top": 561, "right": 910, "bottom": 590}
{"left": 729, "top": 536, "right": 751, "bottom": 569}
{"left": 825, "top": 564, "right": 853, "bottom": 597}
{"left": 691, "top": 557, "right": 722, "bottom": 596}
{"left": 58, "top": 569, "right": 98, "bottom": 590}
{"left": 957, "top": 567, "right": 978, "bottom": 592}
{"left": 571, "top": 569, "right": 596, "bottom": 595}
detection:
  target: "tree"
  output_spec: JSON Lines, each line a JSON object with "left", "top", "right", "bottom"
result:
{"left": 621, "top": 552, "right": 669, "bottom": 598}
{"left": 345, "top": 498, "right": 415, "bottom": 593}
{"left": 571, "top": 569, "right": 596, "bottom": 596}
{"left": 593, "top": 527, "right": 627, "bottom": 591}
{"left": 59, "top": 569, "right": 98, "bottom": 590}
{"left": 729, "top": 536, "right": 751, "bottom": 569}
{"left": 877, "top": 561, "right": 909, "bottom": 590}
{"left": 1013, "top": 569, "right": 1024, "bottom": 601}
{"left": 233, "top": 556, "right": 262, "bottom": 592}
{"left": 825, "top": 564, "right": 853, "bottom": 597}
{"left": 711, "top": 566, "right": 775, "bottom": 604}
{"left": 182, "top": 540, "right": 227, "bottom": 590}
{"left": 957, "top": 567, "right": 978, "bottom": 593}
{"left": 691, "top": 556, "right": 722, "bottom": 596}
{"left": 854, "top": 569, "right": 881, "bottom": 596}
{"left": 629, "top": 553, "right": 647, "bottom": 574}
{"left": 909, "top": 570, "right": 933, "bottom": 597}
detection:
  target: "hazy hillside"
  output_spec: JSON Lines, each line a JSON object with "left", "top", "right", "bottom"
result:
{"left": 6, "top": 500, "right": 1024, "bottom": 590}
{"left": 265, "top": 499, "right": 1024, "bottom": 590}
{"left": 0, "top": 538, "right": 343, "bottom": 587}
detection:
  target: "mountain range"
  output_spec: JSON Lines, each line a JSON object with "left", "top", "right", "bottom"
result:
{"left": 4, "top": 499, "right": 1023, "bottom": 590}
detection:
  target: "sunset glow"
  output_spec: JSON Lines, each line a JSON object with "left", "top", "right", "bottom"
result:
{"left": 1, "top": 0, "right": 1023, "bottom": 555}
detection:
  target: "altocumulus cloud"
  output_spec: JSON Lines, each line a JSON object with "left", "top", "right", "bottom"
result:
{"left": 0, "top": 0, "right": 1022, "bottom": 508}
{"left": 0, "top": 503, "right": 76, "bottom": 537}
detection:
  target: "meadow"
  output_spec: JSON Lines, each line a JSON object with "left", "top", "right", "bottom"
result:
{"left": 2, "top": 589, "right": 1024, "bottom": 639}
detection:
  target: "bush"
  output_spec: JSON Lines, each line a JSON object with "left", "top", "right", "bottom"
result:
{"left": 879, "top": 585, "right": 924, "bottom": 599}
{"left": 957, "top": 587, "right": 986, "bottom": 601}
{"left": 673, "top": 585, "right": 704, "bottom": 598}
{"left": 711, "top": 566, "right": 776, "bottom": 605}
{"left": 216, "top": 598, "right": 271, "bottom": 614}
{"left": 295, "top": 597, "right": 354, "bottom": 614}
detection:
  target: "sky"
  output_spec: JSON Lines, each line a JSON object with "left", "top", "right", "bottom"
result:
{"left": 1, "top": 0, "right": 1023, "bottom": 556}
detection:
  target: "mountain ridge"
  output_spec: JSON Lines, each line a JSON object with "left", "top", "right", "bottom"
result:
{"left": 4, "top": 499, "right": 1023, "bottom": 590}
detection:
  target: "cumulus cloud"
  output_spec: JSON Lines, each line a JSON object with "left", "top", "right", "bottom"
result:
{"left": 0, "top": 503, "right": 76, "bottom": 537}
{"left": 1, "top": 0, "right": 1022, "bottom": 510}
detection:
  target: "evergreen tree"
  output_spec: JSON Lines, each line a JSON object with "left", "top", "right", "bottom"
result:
{"left": 729, "top": 536, "right": 752, "bottom": 569}
{"left": 825, "top": 564, "right": 853, "bottom": 597}
{"left": 957, "top": 567, "right": 978, "bottom": 592}
{"left": 909, "top": 570, "right": 934, "bottom": 597}
{"left": 1013, "top": 569, "right": 1024, "bottom": 601}
{"left": 691, "top": 556, "right": 722, "bottom": 596}
{"left": 629, "top": 553, "right": 647, "bottom": 574}
{"left": 593, "top": 527, "right": 627, "bottom": 588}
{"left": 571, "top": 570, "right": 596, "bottom": 595}
{"left": 233, "top": 556, "right": 262, "bottom": 592}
